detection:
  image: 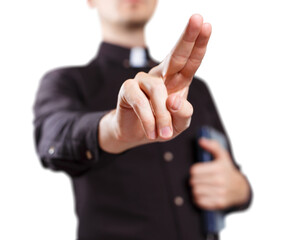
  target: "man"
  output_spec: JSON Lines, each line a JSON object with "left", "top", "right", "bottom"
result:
{"left": 34, "top": 0, "right": 252, "bottom": 239}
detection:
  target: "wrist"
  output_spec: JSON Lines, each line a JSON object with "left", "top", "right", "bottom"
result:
{"left": 98, "top": 110, "right": 149, "bottom": 154}
{"left": 98, "top": 110, "right": 122, "bottom": 153}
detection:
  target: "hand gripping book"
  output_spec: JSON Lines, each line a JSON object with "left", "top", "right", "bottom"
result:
{"left": 197, "top": 126, "right": 228, "bottom": 236}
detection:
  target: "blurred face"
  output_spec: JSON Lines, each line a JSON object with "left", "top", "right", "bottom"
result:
{"left": 89, "top": 0, "right": 158, "bottom": 28}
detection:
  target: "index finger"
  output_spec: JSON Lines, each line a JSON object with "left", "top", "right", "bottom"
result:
{"left": 149, "top": 14, "right": 203, "bottom": 77}
{"left": 165, "top": 14, "right": 204, "bottom": 76}
{"left": 180, "top": 22, "right": 212, "bottom": 80}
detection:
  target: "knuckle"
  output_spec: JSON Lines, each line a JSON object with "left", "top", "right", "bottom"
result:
{"left": 215, "top": 198, "right": 226, "bottom": 209}
{"left": 184, "top": 104, "right": 194, "bottom": 118}
{"left": 181, "top": 109, "right": 193, "bottom": 120}
{"left": 122, "top": 79, "right": 135, "bottom": 91}
{"left": 183, "top": 100, "right": 194, "bottom": 115}
{"left": 135, "top": 71, "right": 147, "bottom": 79}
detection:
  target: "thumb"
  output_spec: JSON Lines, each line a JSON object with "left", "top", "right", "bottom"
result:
{"left": 199, "top": 138, "right": 229, "bottom": 161}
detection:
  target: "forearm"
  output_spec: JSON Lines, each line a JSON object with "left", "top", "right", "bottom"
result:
{"left": 35, "top": 111, "right": 105, "bottom": 176}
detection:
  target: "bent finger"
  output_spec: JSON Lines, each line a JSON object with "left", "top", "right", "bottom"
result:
{"left": 166, "top": 93, "right": 193, "bottom": 135}
{"left": 135, "top": 72, "right": 173, "bottom": 139}
{"left": 119, "top": 79, "right": 156, "bottom": 139}
{"left": 189, "top": 162, "right": 218, "bottom": 177}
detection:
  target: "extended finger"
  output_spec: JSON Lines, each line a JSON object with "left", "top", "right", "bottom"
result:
{"left": 189, "top": 173, "right": 221, "bottom": 186}
{"left": 149, "top": 14, "right": 203, "bottom": 78}
{"left": 191, "top": 184, "right": 222, "bottom": 198}
{"left": 180, "top": 22, "right": 212, "bottom": 80}
{"left": 135, "top": 72, "right": 173, "bottom": 139}
{"left": 119, "top": 79, "right": 156, "bottom": 139}
{"left": 165, "top": 14, "right": 203, "bottom": 76}
{"left": 190, "top": 162, "right": 217, "bottom": 177}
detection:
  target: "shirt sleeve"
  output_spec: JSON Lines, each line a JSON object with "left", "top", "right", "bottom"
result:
{"left": 194, "top": 79, "right": 253, "bottom": 213}
{"left": 33, "top": 69, "right": 107, "bottom": 177}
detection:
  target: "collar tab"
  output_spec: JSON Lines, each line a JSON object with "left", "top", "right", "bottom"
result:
{"left": 129, "top": 47, "right": 147, "bottom": 68}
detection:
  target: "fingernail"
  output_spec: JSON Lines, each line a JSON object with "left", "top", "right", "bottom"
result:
{"left": 171, "top": 95, "right": 181, "bottom": 110}
{"left": 160, "top": 126, "right": 172, "bottom": 138}
{"left": 149, "top": 131, "right": 156, "bottom": 140}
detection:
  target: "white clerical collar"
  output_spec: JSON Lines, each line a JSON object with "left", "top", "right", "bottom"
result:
{"left": 129, "top": 47, "right": 147, "bottom": 68}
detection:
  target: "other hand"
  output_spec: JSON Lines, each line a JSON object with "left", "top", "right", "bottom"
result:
{"left": 189, "top": 138, "right": 250, "bottom": 210}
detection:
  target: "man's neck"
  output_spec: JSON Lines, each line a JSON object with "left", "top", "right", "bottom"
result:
{"left": 101, "top": 21, "right": 146, "bottom": 48}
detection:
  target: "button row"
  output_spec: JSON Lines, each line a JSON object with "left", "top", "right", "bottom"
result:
{"left": 48, "top": 147, "right": 93, "bottom": 160}
{"left": 163, "top": 151, "right": 183, "bottom": 206}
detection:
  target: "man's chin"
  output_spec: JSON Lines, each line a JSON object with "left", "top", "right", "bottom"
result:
{"left": 121, "top": 0, "right": 144, "bottom": 5}
{"left": 122, "top": 19, "right": 147, "bottom": 30}
{"left": 119, "top": 16, "right": 148, "bottom": 29}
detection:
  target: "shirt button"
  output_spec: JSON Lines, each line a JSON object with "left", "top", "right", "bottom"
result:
{"left": 48, "top": 146, "right": 55, "bottom": 155}
{"left": 86, "top": 150, "right": 93, "bottom": 160}
{"left": 163, "top": 151, "right": 174, "bottom": 162}
{"left": 174, "top": 196, "right": 184, "bottom": 207}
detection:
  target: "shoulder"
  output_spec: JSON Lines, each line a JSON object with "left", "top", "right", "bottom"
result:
{"left": 39, "top": 61, "right": 97, "bottom": 90}
{"left": 35, "top": 66, "right": 88, "bottom": 106}
{"left": 41, "top": 66, "right": 84, "bottom": 85}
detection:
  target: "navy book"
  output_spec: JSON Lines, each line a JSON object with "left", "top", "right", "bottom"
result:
{"left": 197, "top": 126, "right": 228, "bottom": 234}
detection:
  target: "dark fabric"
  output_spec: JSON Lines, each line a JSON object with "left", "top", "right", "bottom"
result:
{"left": 204, "top": 233, "right": 219, "bottom": 240}
{"left": 33, "top": 42, "right": 251, "bottom": 240}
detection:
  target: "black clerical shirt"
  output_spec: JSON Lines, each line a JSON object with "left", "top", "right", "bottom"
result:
{"left": 34, "top": 42, "right": 251, "bottom": 240}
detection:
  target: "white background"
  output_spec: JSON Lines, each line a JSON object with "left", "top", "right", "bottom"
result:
{"left": 1, "top": 0, "right": 300, "bottom": 239}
